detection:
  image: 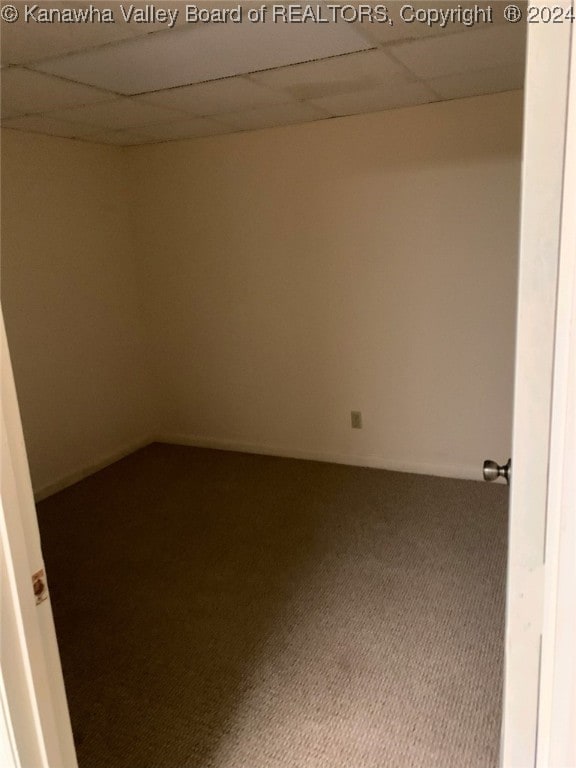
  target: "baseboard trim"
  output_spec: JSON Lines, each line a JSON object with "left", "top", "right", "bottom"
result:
{"left": 33, "top": 436, "right": 154, "bottom": 502}
{"left": 33, "top": 434, "right": 482, "bottom": 501}
{"left": 155, "top": 433, "right": 481, "bottom": 482}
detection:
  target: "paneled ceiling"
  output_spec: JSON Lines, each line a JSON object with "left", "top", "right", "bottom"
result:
{"left": 0, "top": 1, "right": 527, "bottom": 145}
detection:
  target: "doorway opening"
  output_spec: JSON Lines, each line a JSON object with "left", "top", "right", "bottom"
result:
{"left": 1, "top": 4, "right": 532, "bottom": 766}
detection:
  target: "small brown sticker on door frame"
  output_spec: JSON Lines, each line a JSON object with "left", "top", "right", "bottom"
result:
{"left": 32, "top": 569, "right": 48, "bottom": 605}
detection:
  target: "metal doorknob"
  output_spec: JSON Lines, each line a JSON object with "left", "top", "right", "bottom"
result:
{"left": 483, "top": 458, "right": 511, "bottom": 484}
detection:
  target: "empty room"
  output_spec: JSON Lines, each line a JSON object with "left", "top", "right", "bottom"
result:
{"left": 2, "top": 2, "right": 575, "bottom": 767}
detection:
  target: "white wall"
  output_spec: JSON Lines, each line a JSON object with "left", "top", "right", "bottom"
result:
{"left": 128, "top": 90, "right": 523, "bottom": 479}
{"left": 1, "top": 130, "right": 158, "bottom": 498}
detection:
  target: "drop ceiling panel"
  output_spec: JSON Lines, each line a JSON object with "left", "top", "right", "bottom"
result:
{"left": 0, "top": 115, "right": 98, "bottom": 138}
{"left": 46, "top": 98, "right": 182, "bottom": 130}
{"left": 138, "top": 117, "right": 234, "bottom": 141}
{"left": 1, "top": 1, "right": 137, "bottom": 65}
{"left": 215, "top": 102, "right": 329, "bottom": 131}
{"left": 357, "top": 1, "right": 520, "bottom": 45}
{"left": 136, "top": 76, "right": 291, "bottom": 116}
{"left": 430, "top": 63, "right": 525, "bottom": 99}
{"left": 359, "top": 7, "right": 454, "bottom": 44}
{"left": 1, "top": 67, "right": 113, "bottom": 118}
{"left": 33, "top": 21, "right": 374, "bottom": 95}
{"left": 392, "top": 24, "right": 527, "bottom": 80}
{"left": 82, "top": 128, "right": 159, "bottom": 145}
{"left": 250, "top": 49, "right": 406, "bottom": 100}
{"left": 309, "top": 79, "right": 436, "bottom": 117}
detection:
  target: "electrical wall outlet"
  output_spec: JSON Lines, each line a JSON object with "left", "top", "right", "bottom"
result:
{"left": 351, "top": 411, "right": 362, "bottom": 429}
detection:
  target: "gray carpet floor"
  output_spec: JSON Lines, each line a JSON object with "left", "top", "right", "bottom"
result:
{"left": 37, "top": 443, "right": 508, "bottom": 768}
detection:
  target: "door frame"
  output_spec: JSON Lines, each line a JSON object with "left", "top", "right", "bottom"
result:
{"left": 1, "top": 15, "right": 575, "bottom": 768}
{"left": 1, "top": 313, "right": 77, "bottom": 768}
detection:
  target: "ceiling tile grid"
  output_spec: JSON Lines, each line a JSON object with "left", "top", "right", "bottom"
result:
{"left": 0, "top": 2, "right": 527, "bottom": 145}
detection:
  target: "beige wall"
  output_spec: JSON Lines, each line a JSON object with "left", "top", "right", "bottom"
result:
{"left": 128, "top": 90, "right": 522, "bottom": 479}
{"left": 1, "top": 130, "right": 158, "bottom": 497}
{"left": 1, "top": 91, "right": 522, "bottom": 492}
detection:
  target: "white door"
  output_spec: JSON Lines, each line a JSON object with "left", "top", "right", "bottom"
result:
{"left": 1, "top": 14, "right": 575, "bottom": 768}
